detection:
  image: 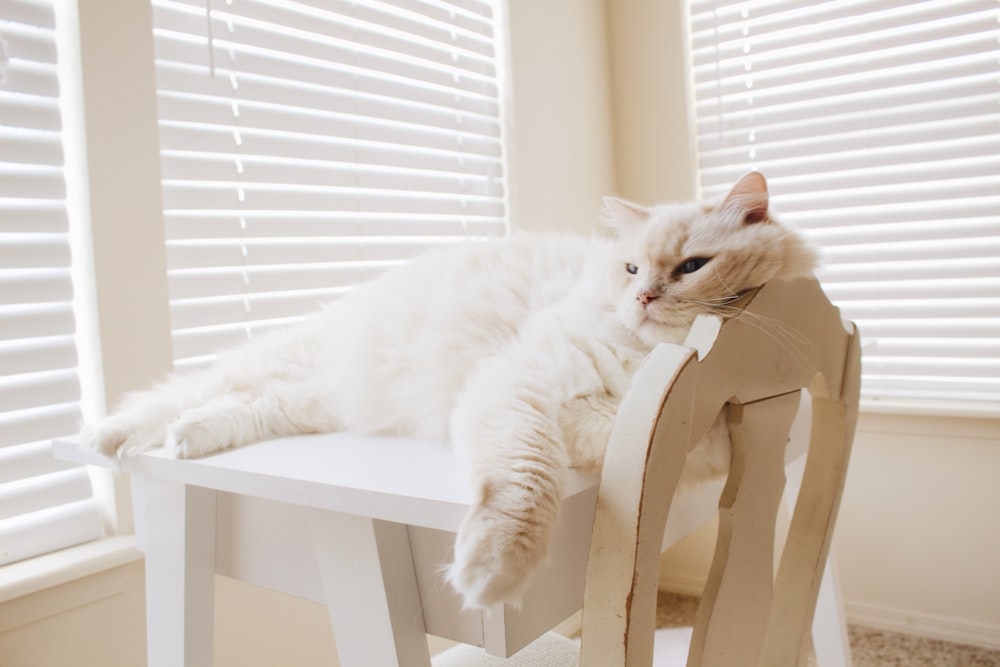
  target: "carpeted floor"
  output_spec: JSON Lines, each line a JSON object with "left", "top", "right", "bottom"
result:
{"left": 656, "top": 591, "right": 1000, "bottom": 666}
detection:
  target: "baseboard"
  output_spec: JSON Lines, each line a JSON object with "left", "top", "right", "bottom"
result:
{"left": 657, "top": 570, "right": 707, "bottom": 598}
{"left": 845, "top": 601, "right": 1000, "bottom": 652}
{"left": 660, "top": 574, "right": 1000, "bottom": 652}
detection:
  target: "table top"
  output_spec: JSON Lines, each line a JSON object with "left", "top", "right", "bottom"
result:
{"left": 53, "top": 434, "right": 600, "bottom": 533}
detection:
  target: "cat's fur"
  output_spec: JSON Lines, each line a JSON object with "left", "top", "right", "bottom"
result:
{"left": 83, "top": 172, "right": 816, "bottom": 609}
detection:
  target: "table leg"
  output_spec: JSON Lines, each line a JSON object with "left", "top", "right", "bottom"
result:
{"left": 310, "top": 510, "right": 432, "bottom": 667}
{"left": 141, "top": 477, "right": 217, "bottom": 667}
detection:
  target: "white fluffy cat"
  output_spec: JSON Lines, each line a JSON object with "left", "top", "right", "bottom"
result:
{"left": 83, "top": 171, "right": 816, "bottom": 609}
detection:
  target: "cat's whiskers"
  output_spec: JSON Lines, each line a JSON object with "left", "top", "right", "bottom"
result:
{"left": 688, "top": 294, "right": 745, "bottom": 306}
{"left": 709, "top": 303, "right": 814, "bottom": 370}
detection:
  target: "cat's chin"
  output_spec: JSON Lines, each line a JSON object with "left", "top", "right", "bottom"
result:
{"left": 636, "top": 321, "right": 690, "bottom": 348}
{"left": 620, "top": 307, "right": 690, "bottom": 348}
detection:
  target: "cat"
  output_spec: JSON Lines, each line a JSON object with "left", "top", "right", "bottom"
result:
{"left": 82, "top": 171, "right": 816, "bottom": 609}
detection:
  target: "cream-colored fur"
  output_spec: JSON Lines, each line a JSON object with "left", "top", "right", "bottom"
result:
{"left": 83, "top": 172, "right": 816, "bottom": 609}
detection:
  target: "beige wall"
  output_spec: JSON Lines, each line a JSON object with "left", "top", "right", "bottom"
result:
{"left": 504, "top": 0, "right": 618, "bottom": 233}
{"left": 0, "top": 562, "right": 147, "bottom": 667}
{"left": 605, "top": 0, "right": 697, "bottom": 205}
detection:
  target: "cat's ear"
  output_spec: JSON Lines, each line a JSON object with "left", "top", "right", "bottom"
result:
{"left": 601, "top": 196, "right": 650, "bottom": 230}
{"left": 720, "top": 171, "right": 770, "bottom": 225}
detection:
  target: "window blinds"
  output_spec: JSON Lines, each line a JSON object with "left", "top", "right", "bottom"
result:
{"left": 0, "top": 0, "right": 102, "bottom": 565}
{"left": 151, "top": 0, "right": 508, "bottom": 369}
{"left": 688, "top": 0, "right": 1000, "bottom": 405}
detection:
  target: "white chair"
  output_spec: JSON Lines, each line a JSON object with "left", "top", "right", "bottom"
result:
{"left": 55, "top": 276, "right": 860, "bottom": 667}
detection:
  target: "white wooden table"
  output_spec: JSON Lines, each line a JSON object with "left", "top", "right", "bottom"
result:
{"left": 54, "top": 433, "right": 608, "bottom": 667}
{"left": 54, "top": 421, "right": 835, "bottom": 667}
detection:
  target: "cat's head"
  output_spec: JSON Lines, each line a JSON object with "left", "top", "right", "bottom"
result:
{"left": 603, "top": 171, "right": 817, "bottom": 346}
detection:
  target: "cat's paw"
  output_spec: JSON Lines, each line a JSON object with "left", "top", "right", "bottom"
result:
{"left": 447, "top": 484, "right": 553, "bottom": 609}
{"left": 80, "top": 416, "right": 165, "bottom": 458}
{"left": 167, "top": 410, "right": 238, "bottom": 459}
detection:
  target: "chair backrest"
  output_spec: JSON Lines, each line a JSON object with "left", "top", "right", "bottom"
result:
{"left": 581, "top": 276, "right": 861, "bottom": 667}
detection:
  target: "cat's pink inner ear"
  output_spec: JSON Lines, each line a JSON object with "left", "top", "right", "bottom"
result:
{"left": 602, "top": 196, "right": 651, "bottom": 228}
{"left": 721, "top": 171, "right": 770, "bottom": 224}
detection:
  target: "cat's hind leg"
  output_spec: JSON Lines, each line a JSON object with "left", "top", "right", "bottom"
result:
{"left": 82, "top": 373, "right": 207, "bottom": 458}
{"left": 168, "top": 380, "right": 341, "bottom": 458}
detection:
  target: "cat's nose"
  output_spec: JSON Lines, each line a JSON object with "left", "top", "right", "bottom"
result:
{"left": 637, "top": 290, "right": 658, "bottom": 306}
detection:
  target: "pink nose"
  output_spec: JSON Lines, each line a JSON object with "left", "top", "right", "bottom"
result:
{"left": 637, "top": 290, "right": 658, "bottom": 306}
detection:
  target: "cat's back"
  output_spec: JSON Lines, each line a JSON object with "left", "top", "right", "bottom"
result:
{"left": 349, "top": 232, "right": 607, "bottom": 326}
{"left": 317, "top": 233, "right": 612, "bottom": 438}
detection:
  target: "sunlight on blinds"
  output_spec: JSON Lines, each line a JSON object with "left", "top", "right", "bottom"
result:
{"left": 152, "top": 0, "right": 508, "bottom": 368}
{"left": 0, "top": 0, "right": 102, "bottom": 565}
{"left": 688, "top": 0, "right": 1000, "bottom": 405}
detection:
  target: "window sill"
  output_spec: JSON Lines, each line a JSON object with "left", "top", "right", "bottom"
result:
{"left": 0, "top": 534, "right": 141, "bottom": 605}
{"left": 860, "top": 397, "right": 999, "bottom": 421}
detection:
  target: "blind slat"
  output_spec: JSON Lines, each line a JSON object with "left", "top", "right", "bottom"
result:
{"left": 158, "top": 123, "right": 501, "bottom": 173}
{"left": 167, "top": 261, "right": 398, "bottom": 300}
{"left": 159, "top": 154, "right": 503, "bottom": 196}
{"left": 163, "top": 212, "right": 505, "bottom": 240}
{"left": 0, "top": 467, "right": 94, "bottom": 521}
{"left": 0, "top": 440, "right": 80, "bottom": 485}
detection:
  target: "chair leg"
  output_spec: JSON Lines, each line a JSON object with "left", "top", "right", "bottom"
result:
{"left": 689, "top": 391, "right": 801, "bottom": 667}
{"left": 784, "top": 432, "right": 853, "bottom": 667}
{"left": 812, "top": 557, "right": 852, "bottom": 667}
{"left": 762, "top": 391, "right": 856, "bottom": 667}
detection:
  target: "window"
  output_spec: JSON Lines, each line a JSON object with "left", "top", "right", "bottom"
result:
{"left": 151, "top": 0, "right": 509, "bottom": 368}
{"left": 2, "top": 0, "right": 508, "bottom": 568}
{"left": 0, "top": 0, "right": 102, "bottom": 566}
{"left": 688, "top": 0, "right": 1000, "bottom": 407}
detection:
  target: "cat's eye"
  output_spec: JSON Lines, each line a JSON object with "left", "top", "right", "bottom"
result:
{"left": 677, "top": 257, "right": 710, "bottom": 274}
{"left": 625, "top": 263, "right": 639, "bottom": 275}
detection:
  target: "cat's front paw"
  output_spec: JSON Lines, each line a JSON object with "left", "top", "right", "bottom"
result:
{"left": 447, "top": 483, "right": 553, "bottom": 609}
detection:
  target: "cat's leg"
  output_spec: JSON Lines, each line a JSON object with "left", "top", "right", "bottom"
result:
{"left": 168, "top": 380, "right": 341, "bottom": 458}
{"left": 680, "top": 409, "right": 732, "bottom": 485}
{"left": 447, "top": 353, "right": 570, "bottom": 609}
{"left": 82, "top": 372, "right": 208, "bottom": 458}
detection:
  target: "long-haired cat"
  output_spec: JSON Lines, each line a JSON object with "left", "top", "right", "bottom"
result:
{"left": 83, "top": 172, "right": 816, "bottom": 609}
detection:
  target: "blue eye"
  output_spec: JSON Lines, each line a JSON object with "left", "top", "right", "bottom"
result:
{"left": 677, "top": 257, "right": 710, "bottom": 274}
{"left": 625, "top": 263, "right": 639, "bottom": 275}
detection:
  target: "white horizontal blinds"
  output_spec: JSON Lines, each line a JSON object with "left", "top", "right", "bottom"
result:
{"left": 689, "top": 0, "right": 1000, "bottom": 404}
{"left": 152, "top": 0, "right": 508, "bottom": 368}
{"left": 0, "top": 0, "right": 102, "bottom": 565}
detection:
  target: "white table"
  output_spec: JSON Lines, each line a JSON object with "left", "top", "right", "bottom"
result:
{"left": 54, "top": 433, "right": 610, "bottom": 666}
